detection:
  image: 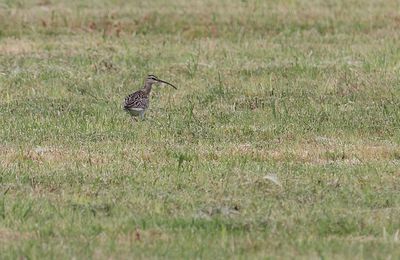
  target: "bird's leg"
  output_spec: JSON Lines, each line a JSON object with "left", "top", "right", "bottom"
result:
{"left": 140, "top": 111, "right": 145, "bottom": 121}
{"left": 131, "top": 116, "right": 138, "bottom": 125}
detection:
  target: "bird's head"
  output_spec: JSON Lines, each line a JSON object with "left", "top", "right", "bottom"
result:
{"left": 145, "top": 75, "right": 177, "bottom": 89}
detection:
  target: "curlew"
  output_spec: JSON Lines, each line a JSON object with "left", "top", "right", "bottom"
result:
{"left": 123, "top": 75, "right": 177, "bottom": 122}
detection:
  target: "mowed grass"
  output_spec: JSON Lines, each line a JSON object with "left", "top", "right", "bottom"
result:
{"left": 1, "top": 0, "right": 400, "bottom": 258}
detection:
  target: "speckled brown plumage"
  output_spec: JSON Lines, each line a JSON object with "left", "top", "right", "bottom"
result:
{"left": 123, "top": 75, "right": 176, "bottom": 121}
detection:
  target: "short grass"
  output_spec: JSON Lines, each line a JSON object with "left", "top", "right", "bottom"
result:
{"left": 1, "top": 0, "right": 400, "bottom": 259}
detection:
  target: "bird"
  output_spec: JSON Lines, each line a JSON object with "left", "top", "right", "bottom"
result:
{"left": 123, "top": 75, "right": 177, "bottom": 122}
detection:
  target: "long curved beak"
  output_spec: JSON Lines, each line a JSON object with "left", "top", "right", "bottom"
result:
{"left": 156, "top": 79, "right": 177, "bottom": 89}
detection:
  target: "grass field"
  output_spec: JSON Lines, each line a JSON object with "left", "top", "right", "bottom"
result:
{"left": 1, "top": 0, "right": 400, "bottom": 258}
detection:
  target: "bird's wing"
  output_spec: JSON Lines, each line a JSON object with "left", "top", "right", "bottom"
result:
{"left": 124, "top": 91, "right": 148, "bottom": 109}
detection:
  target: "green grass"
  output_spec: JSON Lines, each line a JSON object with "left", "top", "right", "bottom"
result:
{"left": 1, "top": 0, "right": 400, "bottom": 258}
